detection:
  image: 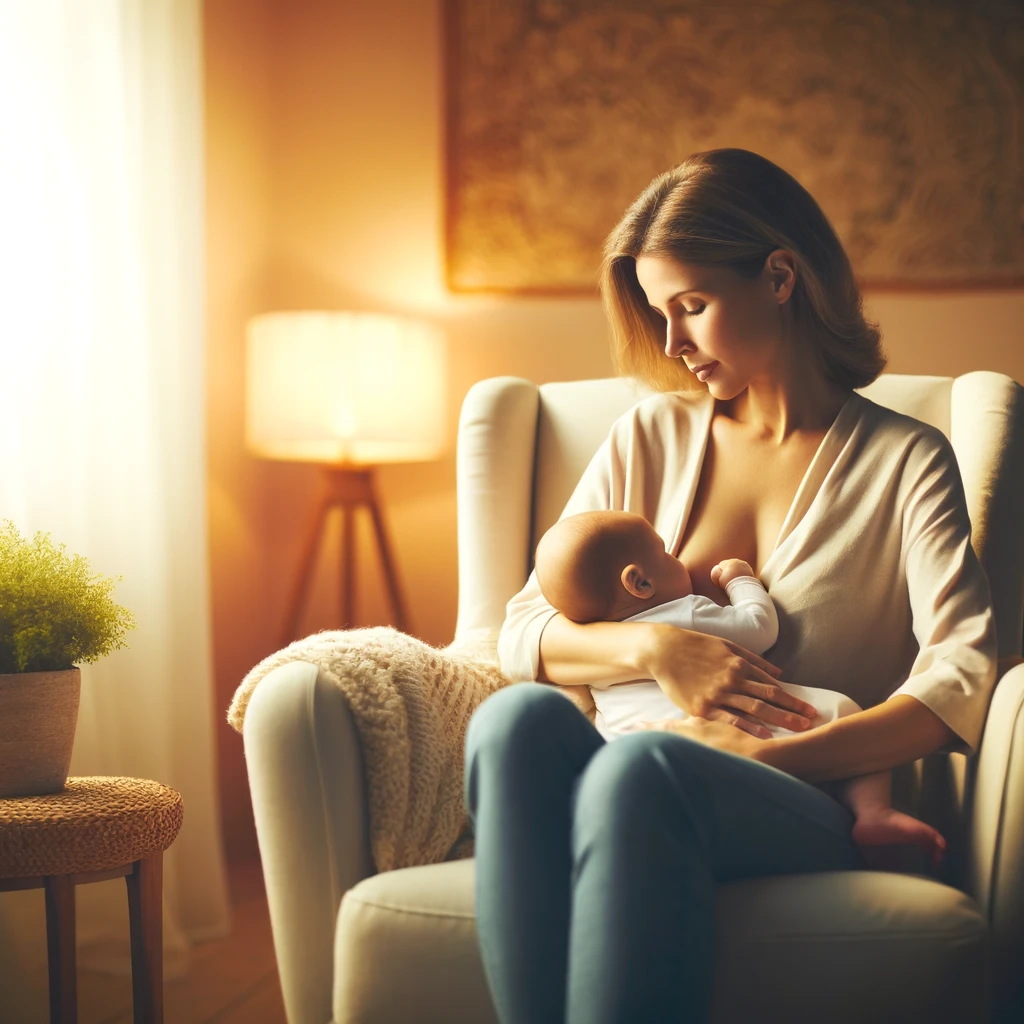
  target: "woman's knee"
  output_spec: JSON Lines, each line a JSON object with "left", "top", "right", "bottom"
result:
{"left": 465, "top": 682, "right": 579, "bottom": 766}
{"left": 572, "top": 732, "right": 699, "bottom": 843}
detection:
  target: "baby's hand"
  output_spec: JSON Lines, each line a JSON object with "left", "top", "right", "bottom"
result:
{"left": 711, "top": 559, "right": 755, "bottom": 589}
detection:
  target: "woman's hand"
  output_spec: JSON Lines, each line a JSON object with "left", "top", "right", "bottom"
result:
{"left": 643, "top": 624, "right": 816, "bottom": 739}
{"left": 638, "top": 716, "right": 769, "bottom": 760}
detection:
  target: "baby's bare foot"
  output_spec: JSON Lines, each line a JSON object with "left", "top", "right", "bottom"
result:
{"left": 852, "top": 809, "right": 946, "bottom": 870}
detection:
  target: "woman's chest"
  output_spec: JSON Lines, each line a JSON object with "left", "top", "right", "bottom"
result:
{"left": 676, "top": 422, "right": 828, "bottom": 604}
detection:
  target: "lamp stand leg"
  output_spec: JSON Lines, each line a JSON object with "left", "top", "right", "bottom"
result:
{"left": 366, "top": 475, "right": 409, "bottom": 633}
{"left": 341, "top": 502, "right": 355, "bottom": 628}
{"left": 279, "top": 466, "right": 411, "bottom": 645}
{"left": 281, "top": 494, "right": 332, "bottom": 648}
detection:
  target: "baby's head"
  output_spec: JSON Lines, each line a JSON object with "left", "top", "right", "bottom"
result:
{"left": 534, "top": 511, "right": 693, "bottom": 624}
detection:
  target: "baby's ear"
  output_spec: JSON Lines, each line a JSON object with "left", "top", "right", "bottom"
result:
{"left": 621, "top": 565, "right": 655, "bottom": 599}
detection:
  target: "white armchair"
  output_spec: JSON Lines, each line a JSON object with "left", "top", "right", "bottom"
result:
{"left": 244, "top": 371, "right": 1024, "bottom": 1024}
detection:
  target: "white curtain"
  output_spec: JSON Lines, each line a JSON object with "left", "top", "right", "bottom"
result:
{"left": 0, "top": 0, "right": 230, "bottom": 1015}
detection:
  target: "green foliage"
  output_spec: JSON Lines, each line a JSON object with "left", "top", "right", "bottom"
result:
{"left": 0, "top": 520, "right": 136, "bottom": 674}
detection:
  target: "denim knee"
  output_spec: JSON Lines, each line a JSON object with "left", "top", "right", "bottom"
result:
{"left": 464, "top": 683, "right": 585, "bottom": 818}
{"left": 571, "top": 731, "right": 697, "bottom": 851}
{"left": 465, "top": 682, "right": 577, "bottom": 769}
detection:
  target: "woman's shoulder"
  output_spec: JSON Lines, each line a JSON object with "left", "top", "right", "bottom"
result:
{"left": 603, "top": 390, "right": 714, "bottom": 468}
{"left": 611, "top": 388, "right": 713, "bottom": 436}
{"left": 848, "top": 392, "right": 966, "bottom": 509}
{"left": 852, "top": 391, "right": 955, "bottom": 463}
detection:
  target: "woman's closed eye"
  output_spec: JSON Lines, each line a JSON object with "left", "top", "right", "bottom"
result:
{"left": 648, "top": 303, "right": 705, "bottom": 320}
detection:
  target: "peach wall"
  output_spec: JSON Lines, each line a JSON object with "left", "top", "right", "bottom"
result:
{"left": 205, "top": 0, "right": 1024, "bottom": 860}
{"left": 205, "top": 0, "right": 277, "bottom": 861}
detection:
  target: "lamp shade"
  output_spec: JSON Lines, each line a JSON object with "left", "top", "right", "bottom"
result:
{"left": 245, "top": 311, "right": 447, "bottom": 464}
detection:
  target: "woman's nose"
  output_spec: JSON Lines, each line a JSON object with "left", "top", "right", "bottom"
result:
{"left": 665, "top": 320, "right": 693, "bottom": 359}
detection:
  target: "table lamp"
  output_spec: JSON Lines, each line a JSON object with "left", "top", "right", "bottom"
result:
{"left": 246, "top": 311, "right": 447, "bottom": 645}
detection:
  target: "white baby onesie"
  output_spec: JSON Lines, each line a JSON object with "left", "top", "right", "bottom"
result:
{"left": 590, "top": 576, "right": 862, "bottom": 741}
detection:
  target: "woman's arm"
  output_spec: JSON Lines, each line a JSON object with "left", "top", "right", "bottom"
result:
{"left": 752, "top": 694, "right": 956, "bottom": 782}
{"left": 644, "top": 693, "right": 956, "bottom": 778}
{"left": 540, "top": 615, "right": 816, "bottom": 735}
{"left": 537, "top": 614, "right": 659, "bottom": 686}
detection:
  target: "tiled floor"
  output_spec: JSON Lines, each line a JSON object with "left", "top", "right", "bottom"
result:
{"left": 15, "top": 860, "right": 287, "bottom": 1024}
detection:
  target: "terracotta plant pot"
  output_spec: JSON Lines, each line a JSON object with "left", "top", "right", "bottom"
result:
{"left": 0, "top": 668, "right": 81, "bottom": 797}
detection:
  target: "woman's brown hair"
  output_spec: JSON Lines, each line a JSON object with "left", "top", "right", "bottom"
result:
{"left": 600, "top": 149, "right": 885, "bottom": 393}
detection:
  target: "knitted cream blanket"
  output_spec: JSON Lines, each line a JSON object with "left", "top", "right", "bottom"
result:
{"left": 227, "top": 627, "right": 511, "bottom": 872}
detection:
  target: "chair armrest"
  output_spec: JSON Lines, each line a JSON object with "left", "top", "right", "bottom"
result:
{"left": 968, "top": 660, "right": 1024, "bottom": 1021}
{"left": 244, "top": 660, "right": 373, "bottom": 1024}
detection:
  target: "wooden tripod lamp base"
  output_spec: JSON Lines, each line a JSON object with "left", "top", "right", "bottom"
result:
{"left": 246, "top": 309, "right": 446, "bottom": 645}
{"left": 281, "top": 466, "right": 409, "bottom": 646}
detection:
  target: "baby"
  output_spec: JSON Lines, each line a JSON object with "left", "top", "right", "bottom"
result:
{"left": 535, "top": 510, "right": 945, "bottom": 865}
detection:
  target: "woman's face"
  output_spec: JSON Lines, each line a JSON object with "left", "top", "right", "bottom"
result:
{"left": 634, "top": 253, "right": 794, "bottom": 399}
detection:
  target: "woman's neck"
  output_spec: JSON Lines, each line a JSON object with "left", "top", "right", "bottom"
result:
{"left": 721, "top": 339, "right": 850, "bottom": 444}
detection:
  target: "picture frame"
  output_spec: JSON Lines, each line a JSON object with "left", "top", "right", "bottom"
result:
{"left": 444, "top": 0, "right": 1024, "bottom": 295}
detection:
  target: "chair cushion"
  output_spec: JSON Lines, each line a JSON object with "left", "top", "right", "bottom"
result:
{"left": 333, "top": 858, "right": 988, "bottom": 1024}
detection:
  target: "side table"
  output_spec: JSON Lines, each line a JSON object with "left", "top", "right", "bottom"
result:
{"left": 0, "top": 776, "right": 184, "bottom": 1024}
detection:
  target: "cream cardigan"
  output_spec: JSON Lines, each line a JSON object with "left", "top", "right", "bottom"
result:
{"left": 498, "top": 390, "right": 998, "bottom": 752}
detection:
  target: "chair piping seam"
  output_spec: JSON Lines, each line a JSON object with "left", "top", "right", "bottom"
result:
{"left": 307, "top": 671, "right": 343, "bottom": 912}
{"left": 344, "top": 894, "right": 475, "bottom": 921}
{"left": 342, "top": 896, "right": 984, "bottom": 939}
{"left": 985, "top": 681, "right": 1024, "bottom": 924}
{"left": 726, "top": 925, "right": 987, "bottom": 944}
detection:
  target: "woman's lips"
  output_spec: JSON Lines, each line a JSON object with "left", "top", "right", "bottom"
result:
{"left": 695, "top": 361, "right": 719, "bottom": 382}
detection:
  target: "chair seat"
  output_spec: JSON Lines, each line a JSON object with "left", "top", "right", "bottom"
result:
{"left": 333, "top": 858, "right": 989, "bottom": 1024}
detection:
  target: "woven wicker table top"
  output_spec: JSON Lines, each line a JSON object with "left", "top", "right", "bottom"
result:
{"left": 0, "top": 776, "right": 183, "bottom": 878}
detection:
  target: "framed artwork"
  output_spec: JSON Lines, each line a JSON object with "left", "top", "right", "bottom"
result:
{"left": 444, "top": 0, "right": 1024, "bottom": 294}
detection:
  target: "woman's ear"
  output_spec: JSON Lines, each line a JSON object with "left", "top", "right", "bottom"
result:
{"left": 765, "top": 249, "right": 797, "bottom": 304}
{"left": 621, "top": 565, "right": 656, "bottom": 600}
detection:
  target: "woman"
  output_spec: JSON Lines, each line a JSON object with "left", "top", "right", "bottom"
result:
{"left": 463, "top": 149, "right": 997, "bottom": 1024}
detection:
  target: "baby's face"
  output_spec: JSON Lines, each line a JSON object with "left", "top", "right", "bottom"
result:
{"left": 647, "top": 543, "right": 694, "bottom": 603}
{"left": 631, "top": 519, "right": 693, "bottom": 606}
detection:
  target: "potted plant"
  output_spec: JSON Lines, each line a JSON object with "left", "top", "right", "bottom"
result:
{"left": 0, "top": 520, "right": 136, "bottom": 797}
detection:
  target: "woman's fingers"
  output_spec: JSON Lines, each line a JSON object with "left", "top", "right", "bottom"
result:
{"left": 704, "top": 706, "right": 771, "bottom": 739}
{"left": 725, "top": 641, "right": 783, "bottom": 678}
{"left": 739, "top": 679, "right": 817, "bottom": 719}
{"left": 743, "top": 662, "right": 792, "bottom": 691}
{"left": 717, "top": 691, "right": 812, "bottom": 731}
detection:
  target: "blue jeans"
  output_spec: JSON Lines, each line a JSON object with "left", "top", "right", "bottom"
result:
{"left": 464, "top": 682, "right": 863, "bottom": 1024}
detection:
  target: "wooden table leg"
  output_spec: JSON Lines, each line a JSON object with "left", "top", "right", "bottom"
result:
{"left": 126, "top": 854, "right": 163, "bottom": 1024}
{"left": 44, "top": 874, "right": 77, "bottom": 1024}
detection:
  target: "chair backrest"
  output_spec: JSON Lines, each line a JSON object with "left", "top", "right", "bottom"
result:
{"left": 531, "top": 377, "right": 650, "bottom": 550}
